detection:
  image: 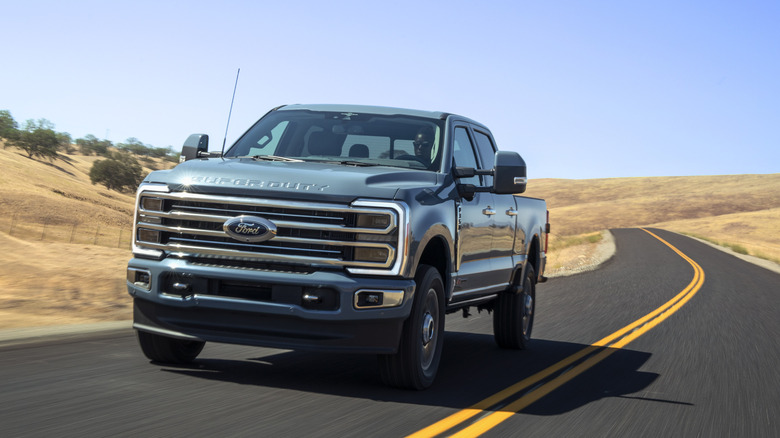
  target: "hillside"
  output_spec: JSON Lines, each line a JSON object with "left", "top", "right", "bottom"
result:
{"left": 0, "top": 145, "right": 171, "bottom": 327}
{"left": 0, "top": 145, "right": 778, "bottom": 328}
{"left": 524, "top": 175, "right": 780, "bottom": 262}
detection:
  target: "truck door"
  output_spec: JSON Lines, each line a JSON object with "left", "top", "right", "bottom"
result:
{"left": 472, "top": 128, "right": 517, "bottom": 283}
{"left": 451, "top": 125, "right": 501, "bottom": 301}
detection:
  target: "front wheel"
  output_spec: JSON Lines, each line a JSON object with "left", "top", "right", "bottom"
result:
{"left": 137, "top": 330, "right": 205, "bottom": 364}
{"left": 378, "top": 264, "right": 445, "bottom": 390}
{"left": 494, "top": 265, "right": 536, "bottom": 349}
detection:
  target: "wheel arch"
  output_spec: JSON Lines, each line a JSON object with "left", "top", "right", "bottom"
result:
{"left": 508, "top": 234, "right": 542, "bottom": 293}
{"left": 414, "top": 234, "right": 453, "bottom": 301}
{"left": 526, "top": 234, "right": 542, "bottom": 280}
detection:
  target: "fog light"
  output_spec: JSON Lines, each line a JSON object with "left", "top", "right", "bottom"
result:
{"left": 354, "top": 247, "right": 388, "bottom": 262}
{"left": 354, "top": 290, "right": 404, "bottom": 309}
{"left": 137, "top": 228, "right": 161, "bottom": 243}
{"left": 356, "top": 291, "right": 384, "bottom": 307}
{"left": 127, "top": 268, "right": 151, "bottom": 291}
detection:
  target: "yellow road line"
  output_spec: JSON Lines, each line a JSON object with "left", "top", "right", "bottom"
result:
{"left": 407, "top": 228, "right": 705, "bottom": 438}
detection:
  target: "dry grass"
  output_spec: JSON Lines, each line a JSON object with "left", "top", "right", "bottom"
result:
{"left": 523, "top": 174, "right": 780, "bottom": 266}
{"left": 544, "top": 231, "right": 612, "bottom": 275}
{"left": 0, "top": 143, "right": 171, "bottom": 328}
{"left": 0, "top": 141, "right": 778, "bottom": 329}
{"left": 0, "top": 233, "right": 132, "bottom": 326}
{"left": 651, "top": 208, "right": 780, "bottom": 263}
{"left": 524, "top": 175, "right": 780, "bottom": 236}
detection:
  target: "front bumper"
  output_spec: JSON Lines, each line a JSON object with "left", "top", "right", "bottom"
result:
{"left": 127, "top": 257, "right": 416, "bottom": 354}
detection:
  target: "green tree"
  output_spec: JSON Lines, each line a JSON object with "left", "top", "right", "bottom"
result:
{"left": 16, "top": 127, "right": 59, "bottom": 160}
{"left": 56, "top": 132, "right": 74, "bottom": 153}
{"left": 0, "top": 110, "right": 19, "bottom": 141}
{"left": 24, "top": 118, "right": 56, "bottom": 131}
{"left": 76, "top": 134, "right": 112, "bottom": 156}
{"left": 149, "top": 146, "right": 170, "bottom": 158}
{"left": 117, "top": 137, "right": 151, "bottom": 156}
{"left": 89, "top": 152, "right": 143, "bottom": 192}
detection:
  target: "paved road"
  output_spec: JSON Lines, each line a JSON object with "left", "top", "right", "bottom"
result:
{"left": 1, "top": 229, "right": 778, "bottom": 437}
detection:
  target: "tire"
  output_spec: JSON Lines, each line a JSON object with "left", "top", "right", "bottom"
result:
{"left": 378, "top": 265, "right": 445, "bottom": 390}
{"left": 494, "top": 264, "right": 536, "bottom": 349}
{"left": 137, "top": 330, "right": 205, "bottom": 364}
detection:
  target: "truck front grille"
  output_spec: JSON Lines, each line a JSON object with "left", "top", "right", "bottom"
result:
{"left": 133, "top": 189, "right": 404, "bottom": 272}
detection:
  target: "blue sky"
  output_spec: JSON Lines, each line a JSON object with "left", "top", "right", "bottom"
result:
{"left": 1, "top": 0, "right": 778, "bottom": 179}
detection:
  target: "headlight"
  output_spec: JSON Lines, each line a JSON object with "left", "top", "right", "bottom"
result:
{"left": 354, "top": 247, "right": 390, "bottom": 263}
{"left": 141, "top": 197, "right": 164, "bottom": 212}
{"left": 137, "top": 228, "right": 161, "bottom": 244}
{"left": 356, "top": 213, "right": 392, "bottom": 229}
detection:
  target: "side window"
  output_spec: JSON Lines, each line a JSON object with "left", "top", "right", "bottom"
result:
{"left": 473, "top": 130, "right": 496, "bottom": 186}
{"left": 452, "top": 126, "right": 481, "bottom": 186}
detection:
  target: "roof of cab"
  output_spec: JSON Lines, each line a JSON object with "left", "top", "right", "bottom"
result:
{"left": 276, "top": 104, "right": 450, "bottom": 120}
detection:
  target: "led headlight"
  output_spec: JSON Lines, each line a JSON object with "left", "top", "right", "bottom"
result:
{"left": 137, "top": 228, "right": 161, "bottom": 244}
{"left": 356, "top": 213, "right": 392, "bottom": 229}
{"left": 354, "top": 247, "right": 389, "bottom": 263}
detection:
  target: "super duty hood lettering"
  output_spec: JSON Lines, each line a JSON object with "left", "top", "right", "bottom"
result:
{"left": 188, "top": 176, "right": 329, "bottom": 192}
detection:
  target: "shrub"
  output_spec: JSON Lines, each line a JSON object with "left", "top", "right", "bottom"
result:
{"left": 76, "top": 134, "right": 112, "bottom": 156}
{"left": 89, "top": 152, "right": 144, "bottom": 192}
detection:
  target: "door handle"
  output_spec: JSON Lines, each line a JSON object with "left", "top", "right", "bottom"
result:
{"left": 506, "top": 208, "right": 518, "bottom": 216}
{"left": 482, "top": 206, "right": 496, "bottom": 216}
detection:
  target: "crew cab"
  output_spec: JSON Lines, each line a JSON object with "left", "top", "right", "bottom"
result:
{"left": 127, "top": 104, "right": 549, "bottom": 389}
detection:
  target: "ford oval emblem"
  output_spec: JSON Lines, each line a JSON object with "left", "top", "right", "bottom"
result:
{"left": 223, "top": 216, "right": 277, "bottom": 243}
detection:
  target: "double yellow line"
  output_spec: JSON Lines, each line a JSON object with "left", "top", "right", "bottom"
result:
{"left": 408, "top": 228, "right": 706, "bottom": 438}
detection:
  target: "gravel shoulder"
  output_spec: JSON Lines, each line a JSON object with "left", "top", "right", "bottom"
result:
{"left": 546, "top": 230, "right": 616, "bottom": 278}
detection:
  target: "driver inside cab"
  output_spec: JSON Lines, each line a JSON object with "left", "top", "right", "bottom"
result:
{"left": 413, "top": 126, "right": 435, "bottom": 167}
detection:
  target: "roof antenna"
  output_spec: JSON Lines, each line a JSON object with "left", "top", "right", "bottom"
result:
{"left": 221, "top": 68, "right": 241, "bottom": 159}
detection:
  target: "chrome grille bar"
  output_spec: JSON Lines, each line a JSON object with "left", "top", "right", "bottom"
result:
{"left": 139, "top": 210, "right": 392, "bottom": 234}
{"left": 134, "top": 189, "right": 399, "bottom": 270}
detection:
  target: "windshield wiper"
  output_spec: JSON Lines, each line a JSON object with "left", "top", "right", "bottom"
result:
{"left": 337, "top": 160, "right": 380, "bottom": 167}
{"left": 242, "top": 155, "right": 304, "bottom": 162}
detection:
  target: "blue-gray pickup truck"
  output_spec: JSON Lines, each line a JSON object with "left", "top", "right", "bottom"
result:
{"left": 127, "top": 104, "right": 549, "bottom": 389}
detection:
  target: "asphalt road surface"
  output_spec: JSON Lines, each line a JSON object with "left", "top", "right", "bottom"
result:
{"left": 2, "top": 228, "right": 778, "bottom": 437}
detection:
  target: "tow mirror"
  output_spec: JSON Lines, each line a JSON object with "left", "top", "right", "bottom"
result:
{"left": 493, "top": 151, "right": 527, "bottom": 194}
{"left": 453, "top": 167, "right": 476, "bottom": 178}
{"left": 181, "top": 134, "right": 209, "bottom": 162}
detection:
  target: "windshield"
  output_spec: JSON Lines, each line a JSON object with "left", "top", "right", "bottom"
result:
{"left": 224, "top": 109, "right": 444, "bottom": 171}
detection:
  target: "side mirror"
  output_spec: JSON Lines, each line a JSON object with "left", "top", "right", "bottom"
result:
{"left": 493, "top": 151, "right": 527, "bottom": 194}
{"left": 180, "top": 134, "right": 209, "bottom": 162}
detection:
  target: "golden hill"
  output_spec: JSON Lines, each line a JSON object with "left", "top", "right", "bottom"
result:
{"left": 0, "top": 145, "right": 171, "bottom": 327}
{"left": 523, "top": 175, "right": 780, "bottom": 263}
{"left": 1, "top": 146, "right": 138, "bottom": 229}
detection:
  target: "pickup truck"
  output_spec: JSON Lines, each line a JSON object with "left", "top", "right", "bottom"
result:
{"left": 127, "top": 104, "right": 549, "bottom": 389}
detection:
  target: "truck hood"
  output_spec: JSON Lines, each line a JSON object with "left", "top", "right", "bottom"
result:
{"left": 144, "top": 158, "right": 440, "bottom": 202}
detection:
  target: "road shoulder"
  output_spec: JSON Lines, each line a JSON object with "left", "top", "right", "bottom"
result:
{"left": 0, "top": 320, "right": 132, "bottom": 348}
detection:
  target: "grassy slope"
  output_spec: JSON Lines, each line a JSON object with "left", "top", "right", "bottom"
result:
{"left": 0, "top": 145, "right": 168, "bottom": 327}
{"left": 0, "top": 147, "right": 135, "bottom": 227}
{"left": 0, "top": 144, "right": 778, "bottom": 328}
{"left": 523, "top": 175, "right": 780, "bottom": 263}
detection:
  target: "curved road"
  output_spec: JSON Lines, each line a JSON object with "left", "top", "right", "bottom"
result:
{"left": 1, "top": 229, "right": 778, "bottom": 437}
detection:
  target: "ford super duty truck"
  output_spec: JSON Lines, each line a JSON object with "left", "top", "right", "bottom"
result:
{"left": 127, "top": 104, "right": 549, "bottom": 389}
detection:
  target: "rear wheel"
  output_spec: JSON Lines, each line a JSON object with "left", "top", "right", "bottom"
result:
{"left": 494, "top": 265, "right": 536, "bottom": 349}
{"left": 378, "top": 264, "right": 445, "bottom": 390}
{"left": 137, "top": 330, "right": 205, "bottom": 364}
